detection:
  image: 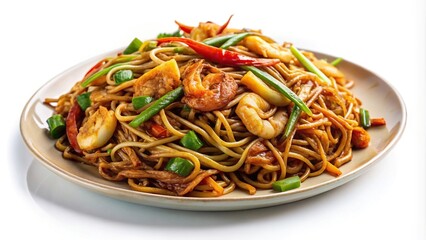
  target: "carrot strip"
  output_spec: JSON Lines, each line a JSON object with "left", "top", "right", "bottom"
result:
{"left": 326, "top": 162, "right": 342, "bottom": 177}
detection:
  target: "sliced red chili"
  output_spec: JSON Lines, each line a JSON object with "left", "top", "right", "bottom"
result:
{"left": 149, "top": 122, "right": 169, "bottom": 138}
{"left": 157, "top": 37, "right": 279, "bottom": 67}
{"left": 84, "top": 59, "right": 107, "bottom": 78}
{"left": 66, "top": 103, "right": 83, "bottom": 153}
{"left": 217, "top": 15, "right": 233, "bottom": 34}
{"left": 174, "top": 20, "right": 194, "bottom": 34}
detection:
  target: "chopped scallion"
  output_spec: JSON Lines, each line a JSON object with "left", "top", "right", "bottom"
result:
{"left": 46, "top": 114, "right": 66, "bottom": 139}
{"left": 272, "top": 176, "right": 301, "bottom": 192}
{"left": 165, "top": 157, "right": 194, "bottom": 177}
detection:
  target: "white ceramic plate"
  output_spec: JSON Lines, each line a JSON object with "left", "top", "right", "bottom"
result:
{"left": 20, "top": 49, "right": 406, "bottom": 211}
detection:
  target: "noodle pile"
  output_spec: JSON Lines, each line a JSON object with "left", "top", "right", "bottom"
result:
{"left": 44, "top": 19, "right": 372, "bottom": 197}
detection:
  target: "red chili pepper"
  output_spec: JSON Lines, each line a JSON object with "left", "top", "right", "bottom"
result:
{"left": 84, "top": 59, "right": 106, "bottom": 77}
{"left": 149, "top": 123, "right": 169, "bottom": 138}
{"left": 217, "top": 15, "right": 233, "bottom": 34}
{"left": 157, "top": 37, "right": 280, "bottom": 67}
{"left": 175, "top": 20, "right": 194, "bottom": 34}
{"left": 175, "top": 15, "right": 233, "bottom": 35}
{"left": 66, "top": 103, "right": 83, "bottom": 153}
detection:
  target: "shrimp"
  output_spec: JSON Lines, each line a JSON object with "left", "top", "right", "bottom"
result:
{"left": 236, "top": 93, "right": 288, "bottom": 139}
{"left": 242, "top": 36, "right": 293, "bottom": 63}
{"left": 77, "top": 106, "right": 117, "bottom": 151}
{"left": 181, "top": 59, "right": 238, "bottom": 111}
{"left": 133, "top": 59, "right": 181, "bottom": 99}
{"left": 351, "top": 127, "right": 370, "bottom": 149}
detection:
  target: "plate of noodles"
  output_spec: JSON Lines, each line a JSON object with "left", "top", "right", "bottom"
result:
{"left": 20, "top": 18, "right": 406, "bottom": 211}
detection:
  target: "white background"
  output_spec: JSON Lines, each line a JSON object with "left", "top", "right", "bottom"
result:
{"left": 2, "top": 0, "right": 425, "bottom": 239}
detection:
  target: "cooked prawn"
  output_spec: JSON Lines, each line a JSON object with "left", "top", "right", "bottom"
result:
{"left": 351, "top": 127, "right": 370, "bottom": 149}
{"left": 77, "top": 106, "right": 117, "bottom": 151}
{"left": 133, "top": 59, "right": 181, "bottom": 99}
{"left": 181, "top": 59, "right": 237, "bottom": 111}
{"left": 242, "top": 36, "right": 293, "bottom": 63}
{"left": 236, "top": 93, "right": 288, "bottom": 139}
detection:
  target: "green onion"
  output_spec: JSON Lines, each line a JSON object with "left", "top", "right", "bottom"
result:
{"left": 132, "top": 96, "right": 154, "bottom": 110}
{"left": 123, "top": 37, "right": 142, "bottom": 54}
{"left": 76, "top": 92, "right": 91, "bottom": 111}
{"left": 241, "top": 66, "right": 312, "bottom": 116}
{"left": 129, "top": 86, "right": 184, "bottom": 128}
{"left": 165, "top": 157, "right": 194, "bottom": 177}
{"left": 290, "top": 45, "right": 332, "bottom": 85}
{"left": 180, "top": 130, "right": 204, "bottom": 151}
{"left": 46, "top": 114, "right": 66, "bottom": 139}
{"left": 157, "top": 29, "right": 182, "bottom": 39}
{"left": 283, "top": 106, "right": 302, "bottom": 139}
{"left": 272, "top": 175, "right": 301, "bottom": 192}
{"left": 202, "top": 34, "right": 236, "bottom": 47}
{"left": 107, "top": 149, "right": 112, "bottom": 155}
{"left": 360, "top": 108, "right": 371, "bottom": 128}
{"left": 330, "top": 57, "right": 343, "bottom": 66}
{"left": 81, "top": 62, "right": 125, "bottom": 87}
{"left": 114, "top": 69, "right": 134, "bottom": 85}
{"left": 282, "top": 46, "right": 335, "bottom": 141}
{"left": 220, "top": 32, "right": 251, "bottom": 49}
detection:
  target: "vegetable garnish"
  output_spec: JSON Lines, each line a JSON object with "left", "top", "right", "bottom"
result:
{"left": 149, "top": 123, "right": 169, "bottom": 138}
{"left": 174, "top": 20, "right": 194, "bottom": 34}
{"left": 113, "top": 69, "right": 134, "bottom": 85}
{"left": 240, "top": 71, "right": 290, "bottom": 107}
{"left": 241, "top": 66, "right": 312, "bottom": 116}
{"left": 202, "top": 34, "right": 236, "bottom": 47}
{"left": 290, "top": 45, "right": 332, "bottom": 85}
{"left": 132, "top": 96, "right": 154, "bottom": 110}
{"left": 164, "top": 157, "right": 195, "bottom": 177}
{"left": 371, "top": 117, "right": 386, "bottom": 126}
{"left": 331, "top": 57, "right": 343, "bottom": 66}
{"left": 81, "top": 62, "right": 125, "bottom": 87}
{"left": 180, "top": 130, "right": 204, "bottom": 151}
{"left": 65, "top": 103, "right": 83, "bottom": 153}
{"left": 46, "top": 114, "right": 66, "bottom": 139}
{"left": 283, "top": 106, "right": 302, "bottom": 139}
{"left": 272, "top": 176, "right": 301, "bottom": 192}
{"left": 220, "top": 32, "right": 251, "bottom": 49}
{"left": 123, "top": 37, "right": 143, "bottom": 54}
{"left": 129, "top": 86, "right": 184, "bottom": 128}
{"left": 360, "top": 108, "right": 371, "bottom": 128}
{"left": 283, "top": 46, "right": 334, "bottom": 140}
{"left": 326, "top": 162, "right": 342, "bottom": 177}
{"left": 157, "top": 37, "right": 280, "bottom": 67}
{"left": 76, "top": 92, "right": 91, "bottom": 111}
{"left": 157, "top": 29, "right": 182, "bottom": 39}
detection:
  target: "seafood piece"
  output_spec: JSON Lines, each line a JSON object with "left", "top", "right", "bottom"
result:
{"left": 351, "top": 127, "right": 370, "bottom": 149}
{"left": 181, "top": 59, "right": 237, "bottom": 111}
{"left": 236, "top": 93, "right": 288, "bottom": 139}
{"left": 133, "top": 59, "right": 181, "bottom": 99}
{"left": 77, "top": 106, "right": 117, "bottom": 151}
{"left": 242, "top": 36, "right": 293, "bottom": 63}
